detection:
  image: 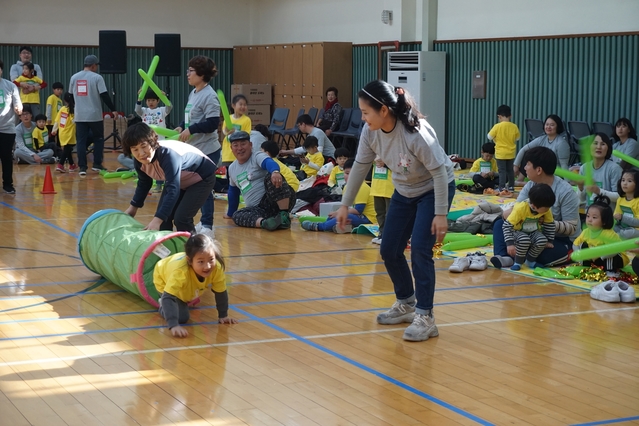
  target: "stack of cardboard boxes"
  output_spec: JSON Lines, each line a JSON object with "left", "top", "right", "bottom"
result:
{"left": 230, "top": 84, "right": 272, "bottom": 127}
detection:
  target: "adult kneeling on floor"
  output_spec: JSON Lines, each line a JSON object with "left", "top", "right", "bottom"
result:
{"left": 223, "top": 131, "right": 296, "bottom": 230}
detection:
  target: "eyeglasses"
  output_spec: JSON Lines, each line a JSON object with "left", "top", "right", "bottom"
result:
{"left": 186, "top": 68, "right": 196, "bottom": 74}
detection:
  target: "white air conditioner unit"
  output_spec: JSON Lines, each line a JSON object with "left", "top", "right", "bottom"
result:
{"left": 387, "top": 51, "right": 446, "bottom": 149}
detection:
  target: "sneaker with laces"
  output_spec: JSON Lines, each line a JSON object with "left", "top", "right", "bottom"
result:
{"left": 55, "top": 164, "right": 66, "bottom": 173}
{"left": 301, "top": 221, "right": 319, "bottom": 231}
{"left": 3, "top": 186, "right": 16, "bottom": 194}
{"left": 376, "top": 301, "right": 416, "bottom": 325}
{"left": 68, "top": 164, "right": 78, "bottom": 172}
{"left": 499, "top": 189, "right": 514, "bottom": 198}
{"left": 92, "top": 165, "right": 107, "bottom": 172}
{"left": 79, "top": 168, "right": 87, "bottom": 176}
{"left": 616, "top": 281, "right": 636, "bottom": 303}
{"left": 449, "top": 256, "right": 471, "bottom": 273}
{"left": 261, "top": 214, "right": 282, "bottom": 231}
{"left": 116, "top": 167, "right": 132, "bottom": 172}
{"left": 468, "top": 252, "right": 488, "bottom": 271}
{"left": 590, "top": 281, "right": 620, "bottom": 303}
{"left": 279, "top": 211, "right": 291, "bottom": 229}
{"left": 371, "top": 237, "right": 382, "bottom": 245}
{"left": 403, "top": 313, "right": 439, "bottom": 342}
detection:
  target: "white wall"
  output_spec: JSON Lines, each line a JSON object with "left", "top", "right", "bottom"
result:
{"left": 0, "top": 0, "right": 254, "bottom": 47}
{"left": 437, "top": 0, "right": 639, "bottom": 40}
{"left": 1, "top": 0, "right": 637, "bottom": 48}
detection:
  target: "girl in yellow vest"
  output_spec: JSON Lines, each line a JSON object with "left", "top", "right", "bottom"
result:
{"left": 370, "top": 156, "right": 395, "bottom": 244}
{"left": 221, "top": 94, "right": 252, "bottom": 165}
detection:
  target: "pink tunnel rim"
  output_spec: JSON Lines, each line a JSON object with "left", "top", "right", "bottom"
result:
{"left": 135, "top": 231, "right": 191, "bottom": 308}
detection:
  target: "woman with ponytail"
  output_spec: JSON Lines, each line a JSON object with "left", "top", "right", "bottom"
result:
{"left": 335, "top": 80, "right": 456, "bottom": 342}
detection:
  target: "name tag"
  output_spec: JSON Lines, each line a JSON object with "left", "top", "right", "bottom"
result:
{"left": 480, "top": 161, "right": 491, "bottom": 173}
{"left": 522, "top": 218, "right": 539, "bottom": 233}
{"left": 237, "top": 171, "right": 252, "bottom": 195}
{"left": 0, "top": 89, "right": 4, "bottom": 108}
{"left": 60, "top": 112, "right": 68, "bottom": 128}
{"left": 373, "top": 166, "right": 388, "bottom": 180}
{"left": 77, "top": 80, "right": 88, "bottom": 96}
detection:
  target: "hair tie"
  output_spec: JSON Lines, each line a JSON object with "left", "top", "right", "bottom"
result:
{"left": 395, "top": 87, "right": 405, "bottom": 96}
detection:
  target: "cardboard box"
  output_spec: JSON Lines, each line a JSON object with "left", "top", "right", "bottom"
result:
{"left": 246, "top": 104, "right": 271, "bottom": 127}
{"left": 319, "top": 202, "right": 342, "bottom": 218}
{"left": 231, "top": 84, "right": 272, "bottom": 105}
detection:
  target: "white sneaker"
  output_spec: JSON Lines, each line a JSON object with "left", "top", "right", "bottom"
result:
{"left": 376, "top": 301, "right": 415, "bottom": 325}
{"left": 198, "top": 225, "right": 215, "bottom": 239}
{"left": 403, "top": 313, "right": 439, "bottom": 342}
{"left": 371, "top": 237, "right": 382, "bottom": 245}
{"left": 195, "top": 222, "right": 203, "bottom": 234}
{"left": 616, "top": 281, "right": 636, "bottom": 303}
{"left": 468, "top": 252, "right": 488, "bottom": 271}
{"left": 590, "top": 281, "right": 620, "bottom": 303}
{"left": 449, "top": 256, "right": 470, "bottom": 273}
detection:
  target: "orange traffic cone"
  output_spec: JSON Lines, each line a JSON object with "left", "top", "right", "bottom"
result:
{"left": 41, "top": 166, "right": 57, "bottom": 194}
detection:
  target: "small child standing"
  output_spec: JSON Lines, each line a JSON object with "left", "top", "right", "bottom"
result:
{"left": 613, "top": 169, "right": 639, "bottom": 239}
{"left": 153, "top": 234, "right": 238, "bottom": 338}
{"left": 468, "top": 142, "right": 499, "bottom": 192}
{"left": 261, "top": 140, "right": 300, "bottom": 192}
{"left": 296, "top": 136, "right": 324, "bottom": 181}
{"left": 46, "top": 82, "right": 64, "bottom": 126}
{"left": 487, "top": 104, "right": 520, "bottom": 196}
{"left": 502, "top": 183, "right": 556, "bottom": 270}
{"left": 328, "top": 147, "right": 350, "bottom": 192}
{"left": 135, "top": 89, "right": 172, "bottom": 134}
{"left": 301, "top": 159, "right": 377, "bottom": 233}
{"left": 370, "top": 155, "right": 394, "bottom": 245}
{"left": 52, "top": 92, "right": 77, "bottom": 173}
{"left": 221, "top": 94, "right": 252, "bottom": 166}
{"left": 574, "top": 195, "right": 628, "bottom": 271}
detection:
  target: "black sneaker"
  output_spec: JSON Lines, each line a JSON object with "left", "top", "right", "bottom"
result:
{"left": 3, "top": 186, "right": 16, "bottom": 194}
{"left": 79, "top": 168, "right": 87, "bottom": 176}
{"left": 92, "top": 165, "right": 107, "bottom": 172}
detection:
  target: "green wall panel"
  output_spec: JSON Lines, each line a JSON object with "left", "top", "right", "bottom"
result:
{"left": 0, "top": 45, "right": 233, "bottom": 129}
{"left": 435, "top": 34, "right": 639, "bottom": 159}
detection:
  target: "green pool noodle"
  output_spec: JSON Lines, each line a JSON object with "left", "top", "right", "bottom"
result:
{"left": 101, "top": 171, "right": 133, "bottom": 179}
{"left": 533, "top": 267, "right": 570, "bottom": 279}
{"left": 571, "top": 238, "right": 639, "bottom": 262}
{"left": 455, "top": 179, "right": 474, "bottom": 186}
{"left": 138, "top": 55, "right": 160, "bottom": 101}
{"left": 149, "top": 125, "right": 180, "bottom": 138}
{"left": 442, "top": 232, "right": 474, "bottom": 243}
{"left": 298, "top": 216, "right": 327, "bottom": 223}
{"left": 441, "top": 235, "right": 493, "bottom": 251}
{"left": 612, "top": 149, "right": 639, "bottom": 169}
{"left": 554, "top": 167, "right": 585, "bottom": 182}
{"left": 217, "top": 90, "right": 234, "bottom": 130}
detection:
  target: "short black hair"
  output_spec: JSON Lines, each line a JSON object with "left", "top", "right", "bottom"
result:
{"left": 303, "top": 135, "right": 319, "bottom": 149}
{"left": 325, "top": 86, "right": 338, "bottom": 97}
{"left": 522, "top": 146, "right": 557, "bottom": 176}
{"left": 261, "top": 140, "right": 279, "bottom": 158}
{"left": 34, "top": 114, "right": 47, "bottom": 122}
{"left": 0, "top": 60, "right": 3, "bottom": 71}
{"left": 121, "top": 122, "right": 161, "bottom": 156}
{"left": 254, "top": 124, "right": 271, "bottom": 139}
{"left": 496, "top": 105, "right": 511, "bottom": 117}
{"left": 344, "top": 159, "right": 355, "bottom": 170}
{"left": 52, "top": 82, "right": 64, "bottom": 90}
{"left": 19, "top": 46, "right": 33, "bottom": 53}
{"left": 184, "top": 234, "right": 225, "bottom": 271}
{"left": 334, "top": 148, "right": 350, "bottom": 159}
{"left": 231, "top": 94, "right": 247, "bottom": 105}
{"left": 21, "top": 105, "right": 32, "bottom": 115}
{"left": 296, "top": 114, "right": 314, "bottom": 126}
{"left": 528, "top": 183, "right": 556, "bottom": 209}
{"left": 144, "top": 89, "right": 159, "bottom": 100}
{"left": 587, "top": 195, "right": 614, "bottom": 230}
{"left": 481, "top": 142, "right": 495, "bottom": 155}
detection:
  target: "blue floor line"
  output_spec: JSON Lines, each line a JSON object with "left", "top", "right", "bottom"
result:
{"left": 0, "top": 289, "right": 124, "bottom": 301}
{"left": 0, "top": 279, "right": 95, "bottom": 289}
{"left": 571, "top": 416, "right": 639, "bottom": 426}
{"left": 0, "top": 280, "right": 106, "bottom": 314}
{"left": 231, "top": 305, "right": 495, "bottom": 426}
{"left": 0, "top": 202, "right": 79, "bottom": 238}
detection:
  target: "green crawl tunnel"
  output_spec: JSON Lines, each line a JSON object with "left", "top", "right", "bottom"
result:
{"left": 78, "top": 209, "right": 190, "bottom": 308}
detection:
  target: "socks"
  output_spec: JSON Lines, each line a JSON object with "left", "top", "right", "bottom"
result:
{"left": 525, "top": 260, "right": 537, "bottom": 269}
{"left": 511, "top": 263, "right": 521, "bottom": 271}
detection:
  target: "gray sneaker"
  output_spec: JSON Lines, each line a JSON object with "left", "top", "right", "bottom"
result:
{"left": 376, "top": 301, "right": 415, "bottom": 324}
{"left": 403, "top": 313, "right": 439, "bottom": 342}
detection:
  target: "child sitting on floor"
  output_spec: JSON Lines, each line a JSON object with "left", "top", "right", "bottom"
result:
{"left": 573, "top": 195, "right": 628, "bottom": 272}
{"left": 468, "top": 142, "right": 499, "bottom": 193}
{"left": 295, "top": 136, "right": 324, "bottom": 181}
{"left": 502, "top": 183, "right": 556, "bottom": 270}
{"left": 301, "top": 159, "right": 376, "bottom": 233}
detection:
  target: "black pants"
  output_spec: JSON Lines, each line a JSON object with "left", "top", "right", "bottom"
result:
{"left": 0, "top": 132, "right": 15, "bottom": 189}
{"left": 232, "top": 174, "right": 296, "bottom": 228}
{"left": 59, "top": 144, "right": 75, "bottom": 166}
{"left": 157, "top": 173, "right": 216, "bottom": 233}
{"left": 580, "top": 242, "right": 625, "bottom": 271}
{"left": 472, "top": 174, "right": 498, "bottom": 189}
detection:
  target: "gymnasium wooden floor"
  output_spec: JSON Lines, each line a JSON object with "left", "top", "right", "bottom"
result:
{"left": 0, "top": 152, "right": 638, "bottom": 426}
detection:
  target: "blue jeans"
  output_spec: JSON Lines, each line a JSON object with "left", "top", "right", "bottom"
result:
{"left": 492, "top": 218, "right": 572, "bottom": 266}
{"left": 200, "top": 149, "right": 221, "bottom": 227}
{"left": 318, "top": 214, "right": 371, "bottom": 231}
{"left": 76, "top": 121, "right": 104, "bottom": 170}
{"left": 380, "top": 180, "right": 456, "bottom": 314}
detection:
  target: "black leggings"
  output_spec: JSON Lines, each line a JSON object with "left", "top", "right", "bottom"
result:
{"left": 59, "top": 144, "right": 75, "bottom": 166}
{"left": 232, "top": 173, "right": 296, "bottom": 228}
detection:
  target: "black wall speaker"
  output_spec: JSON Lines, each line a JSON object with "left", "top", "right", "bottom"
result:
{"left": 154, "top": 34, "right": 182, "bottom": 76}
{"left": 98, "top": 30, "right": 127, "bottom": 74}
